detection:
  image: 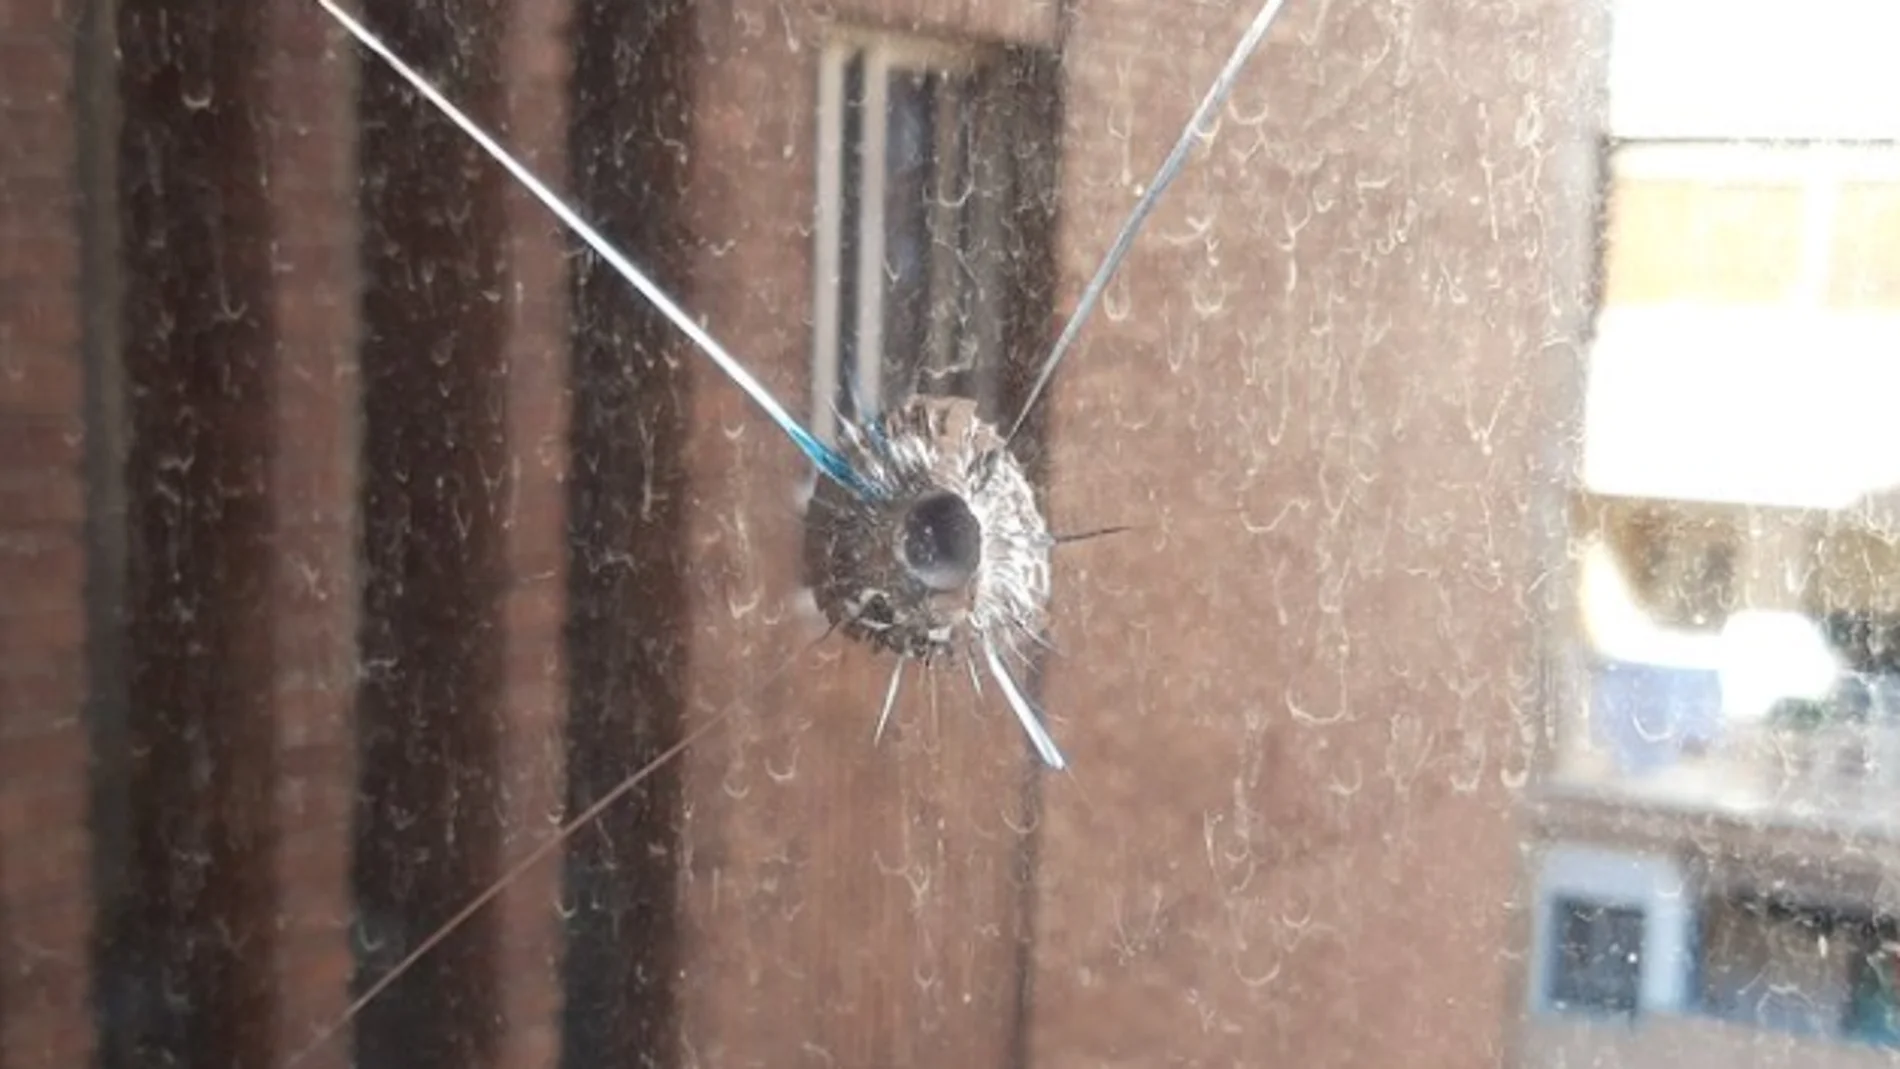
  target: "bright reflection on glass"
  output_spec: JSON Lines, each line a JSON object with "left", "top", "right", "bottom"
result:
{"left": 1537, "top": 4, "right": 1900, "bottom": 1065}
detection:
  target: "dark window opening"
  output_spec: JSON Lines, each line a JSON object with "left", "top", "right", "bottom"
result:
{"left": 1696, "top": 891, "right": 1897, "bottom": 1043}
{"left": 1548, "top": 897, "right": 1646, "bottom": 1016}
{"left": 350, "top": 3, "right": 511, "bottom": 1067}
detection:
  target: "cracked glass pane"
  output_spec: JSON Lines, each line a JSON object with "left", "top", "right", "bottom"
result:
{"left": 6, "top": 1, "right": 1900, "bottom": 1068}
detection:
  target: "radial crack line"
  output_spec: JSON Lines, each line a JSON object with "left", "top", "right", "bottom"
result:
{"left": 983, "top": 639, "right": 1068, "bottom": 770}
{"left": 1005, "top": 0, "right": 1295, "bottom": 445}
{"left": 875, "top": 657, "right": 906, "bottom": 746}
{"left": 313, "top": 0, "right": 874, "bottom": 498}
{"left": 285, "top": 624, "right": 837, "bottom": 1066}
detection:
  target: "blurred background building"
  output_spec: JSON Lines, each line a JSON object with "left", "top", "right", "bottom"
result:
{"left": 16, "top": 1, "right": 1900, "bottom": 1069}
{"left": 1528, "top": 3, "right": 1900, "bottom": 1067}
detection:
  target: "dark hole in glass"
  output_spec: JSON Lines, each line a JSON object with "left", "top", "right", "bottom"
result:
{"left": 901, "top": 490, "right": 983, "bottom": 591}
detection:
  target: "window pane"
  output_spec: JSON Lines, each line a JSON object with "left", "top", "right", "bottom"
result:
{"left": 1603, "top": 179, "right": 1805, "bottom": 307}
{"left": 16, "top": 2, "right": 1900, "bottom": 1068}
{"left": 1549, "top": 898, "right": 1646, "bottom": 1015}
{"left": 880, "top": 67, "right": 936, "bottom": 404}
{"left": 1830, "top": 184, "right": 1900, "bottom": 308}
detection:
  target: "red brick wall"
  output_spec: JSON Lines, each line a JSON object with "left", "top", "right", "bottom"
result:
{"left": 667, "top": 0, "right": 1595, "bottom": 1066}
{"left": 492, "top": 0, "right": 574, "bottom": 1063}
{"left": 0, "top": 2, "right": 1596, "bottom": 1065}
{"left": 0, "top": 1, "right": 575, "bottom": 1064}
{"left": 0, "top": 1, "right": 93, "bottom": 1063}
{"left": 265, "top": 2, "right": 573, "bottom": 1062}
{"left": 556, "top": 0, "right": 699, "bottom": 1061}
{"left": 1032, "top": 0, "right": 1595, "bottom": 1065}
{"left": 259, "top": 4, "right": 362, "bottom": 1066}
{"left": 345, "top": 0, "right": 570, "bottom": 1065}
{"left": 106, "top": 1, "right": 356, "bottom": 1062}
{"left": 664, "top": 1, "right": 1085, "bottom": 1064}
{"left": 827, "top": 0, "right": 1057, "bottom": 45}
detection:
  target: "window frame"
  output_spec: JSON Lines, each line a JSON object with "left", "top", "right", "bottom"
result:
{"left": 809, "top": 30, "right": 1006, "bottom": 446}
{"left": 1529, "top": 845, "right": 1694, "bottom": 1019}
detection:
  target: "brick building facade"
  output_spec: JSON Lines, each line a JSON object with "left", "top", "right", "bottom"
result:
{"left": 2, "top": 1, "right": 94, "bottom": 1062}
{"left": 0, "top": 1, "right": 1598, "bottom": 1067}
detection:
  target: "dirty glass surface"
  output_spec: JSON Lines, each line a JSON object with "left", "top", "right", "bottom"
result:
{"left": 5, "top": 1, "right": 1900, "bottom": 1068}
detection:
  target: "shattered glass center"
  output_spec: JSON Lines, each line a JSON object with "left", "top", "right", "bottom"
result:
{"left": 900, "top": 490, "right": 983, "bottom": 592}
{"left": 805, "top": 395, "right": 1050, "bottom": 663}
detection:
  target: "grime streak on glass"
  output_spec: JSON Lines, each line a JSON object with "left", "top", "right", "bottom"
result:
{"left": 291, "top": 0, "right": 1295, "bottom": 1063}
{"left": 0, "top": 0, "right": 1630, "bottom": 1066}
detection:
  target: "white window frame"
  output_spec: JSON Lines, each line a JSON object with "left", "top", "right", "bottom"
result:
{"left": 810, "top": 31, "right": 1002, "bottom": 445}
{"left": 1607, "top": 142, "right": 1900, "bottom": 311}
{"left": 1529, "top": 844, "right": 1694, "bottom": 1017}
